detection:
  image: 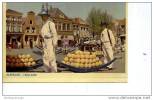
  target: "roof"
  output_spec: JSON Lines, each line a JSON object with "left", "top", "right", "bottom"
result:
{"left": 22, "top": 16, "right": 41, "bottom": 28}
{"left": 49, "top": 8, "right": 68, "bottom": 19}
{"left": 35, "top": 16, "right": 43, "bottom": 28}
{"left": 28, "top": 11, "right": 35, "bottom": 14}
{"left": 6, "top": 9, "right": 22, "bottom": 16}
{"left": 22, "top": 17, "right": 26, "bottom": 25}
{"left": 72, "top": 17, "right": 89, "bottom": 25}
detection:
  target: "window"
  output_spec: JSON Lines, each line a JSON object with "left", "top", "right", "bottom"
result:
{"left": 121, "top": 25, "right": 125, "bottom": 28}
{"left": 32, "top": 27, "right": 35, "bottom": 33}
{"left": 13, "top": 23, "right": 16, "bottom": 32}
{"left": 11, "top": 17, "right": 13, "bottom": 21}
{"left": 14, "top": 23, "right": 18, "bottom": 32}
{"left": 73, "top": 25, "right": 75, "bottom": 28}
{"left": 81, "top": 27, "right": 82, "bottom": 30}
{"left": 10, "top": 24, "right": 12, "bottom": 32}
{"left": 9, "top": 23, "right": 11, "bottom": 32}
{"left": 67, "top": 24, "right": 70, "bottom": 30}
{"left": 63, "top": 23, "right": 66, "bottom": 31}
{"left": 34, "top": 36, "right": 37, "bottom": 41}
{"left": 30, "top": 20, "right": 32, "bottom": 24}
{"left": 19, "top": 25, "right": 22, "bottom": 32}
{"left": 26, "top": 27, "right": 30, "bottom": 33}
{"left": 77, "top": 26, "right": 79, "bottom": 29}
{"left": 58, "top": 23, "right": 61, "bottom": 31}
{"left": 13, "top": 17, "right": 16, "bottom": 21}
{"left": 17, "top": 24, "right": 20, "bottom": 32}
{"left": 14, "top": 18, "right": 16, "bottom": 21}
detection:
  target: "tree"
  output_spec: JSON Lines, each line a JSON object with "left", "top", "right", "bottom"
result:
{"left": 86, "top": 8, "right": 113, "bottom": 35}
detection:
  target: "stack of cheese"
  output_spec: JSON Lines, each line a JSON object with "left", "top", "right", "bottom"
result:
{"left": 6, "top": 54, "right": 36, "bottom": 68}
{"left": 93, "top": 51, "right": 103, "bottom": 56}
{"left": 62, "top": 50, "right": 103, "bottom": 68}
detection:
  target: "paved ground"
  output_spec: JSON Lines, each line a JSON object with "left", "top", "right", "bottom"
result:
{"left": 6, "top": 47, "right": 125, "bottom": 73}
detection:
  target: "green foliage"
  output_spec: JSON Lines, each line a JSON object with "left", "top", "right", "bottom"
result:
{"left": 86, "top": 7, "right": 113, "bottom": 34}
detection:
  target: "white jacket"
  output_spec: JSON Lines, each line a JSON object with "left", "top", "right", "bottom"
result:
{"left": 41, "top": 20, "right": 58, "bottom": 47}
{"left": 101, "top": 28, "right": 116, "bottom": 47}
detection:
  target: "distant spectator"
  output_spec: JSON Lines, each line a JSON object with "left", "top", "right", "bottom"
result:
{"left": 62, "top": 35, "right": 69, "bottom": 53}
{"left": 61, "top": 35, "right": 64, "bottom": 47}
{"left": 73, "top": 31, "right": 77, "bottom": 46}
{"left": 30, "top": 39, "right": 33, "bottom": 48}
{"left": 12, "top": 41, "right": 16, "bottom": 49}
{"left": 17, "top": 41, "right": 21, "bottom": 49}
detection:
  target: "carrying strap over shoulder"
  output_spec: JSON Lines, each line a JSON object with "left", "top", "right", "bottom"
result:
{"left": 48, "top": 22, "right": 52, "bottom": 33}
{"left": 107, "top": 29, "right": 112, "bottom": 46}
{"left": 48, "top": 22, "right": 54, "bottom": 38}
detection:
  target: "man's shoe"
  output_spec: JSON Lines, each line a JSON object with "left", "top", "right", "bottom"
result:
{"left": 108, "top": 67, "right": 113, "bottom": 70}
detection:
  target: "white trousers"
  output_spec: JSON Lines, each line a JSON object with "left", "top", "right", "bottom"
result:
{"left": 43, "top": 39, "right": 57, "bottom": 72}
{"left": 43, "top": 57, "right": 57, "bottom": 72}
{"left": 103, "top": 43, "right": 114, "bottom": 68}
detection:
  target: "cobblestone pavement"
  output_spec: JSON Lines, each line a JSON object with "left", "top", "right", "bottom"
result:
{"left": 6, "top": 47, "right": 125, "bottom": 73}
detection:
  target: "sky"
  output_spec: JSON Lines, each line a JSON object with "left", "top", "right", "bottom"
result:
{"left": 7, "top": 2, "right": 126, "bottom": 20}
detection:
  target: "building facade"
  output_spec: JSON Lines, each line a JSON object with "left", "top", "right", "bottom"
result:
{"left": 112, "top": 19, "right": 126, "bottom": 45}
{"left": 49, "top": 7, "right": 73, "bottom": 35}
{"left": 22, "top": 11, "right": 41, "bottom": 48}
{"left": 6, "top": 6, "right": 90, "bottom": 49}
{"left": 72, "top": 18, "right": 90, "bottom": 38}
{"left": 47, "top": 5, "right": 90, "bottom": 46}
{"left": 6, "top": 9, "right": 23, "bottom": 49}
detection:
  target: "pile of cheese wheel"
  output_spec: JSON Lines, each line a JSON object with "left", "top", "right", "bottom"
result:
{"left": 6, "top": 54, "right": 36, "bottom": 68}
{"left": 62, "top": 50, "right": 103, "bottom": 68}
{"left": 93, "top": 51, "right": 103, "bottom": 56}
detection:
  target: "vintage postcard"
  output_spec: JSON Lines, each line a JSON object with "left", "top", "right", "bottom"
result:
{"left": 3, "top": 2, "right": 127, "bottom": 82}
